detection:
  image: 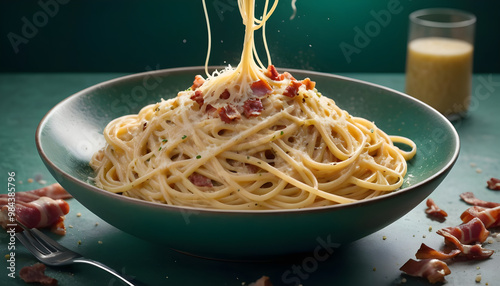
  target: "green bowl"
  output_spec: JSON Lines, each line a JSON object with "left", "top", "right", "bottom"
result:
{"left": 36, "top": 67, "right": 459, "bottom": 260}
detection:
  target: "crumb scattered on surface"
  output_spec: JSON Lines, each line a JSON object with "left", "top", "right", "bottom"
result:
{"left": 76, "top": 213, "right": 82, "bottom": 217}
{"left": 5, "top": 254, "right": 10, "bottom": 259}
{"left": 422, "top": 235, "right": 426, "bottom": 238}
{"left": 77, "top": 240, "right": 82, "bottom": 245}
{"left": 428, "top": 226, "right": 432, "bottom": 232}
{"left": 95, "top": 223, "right": 99, "bottom": 226}
{"left": 476, "top": 168, "right": 482, "bottom": 173}
{"left": 27, "top": 178, "right": 34, "bottom": 183}
{"left": 98, "top": 241, "right": 103, "bottom": 244}
{"left": 475, "top": 274, "right": 482, "bottom": 283}
{"left": 38, "top": 180, "right": 47, "bottom": 185}
{"left": 382, "top": 236, "right": 387, "bottom": 240}
{"left": 68, "top": 225, "right": 73, "bottom": 228}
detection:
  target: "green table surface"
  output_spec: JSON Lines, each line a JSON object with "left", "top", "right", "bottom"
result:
{"left": 1, "top": 72, "right": 499, "bottom": 286}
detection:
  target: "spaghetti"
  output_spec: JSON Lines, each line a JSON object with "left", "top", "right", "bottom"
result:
{"left": 90, "top": 0, "right": 416, "bottom": 210}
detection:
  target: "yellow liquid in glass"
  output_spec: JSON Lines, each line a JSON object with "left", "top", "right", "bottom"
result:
{"left": 405, "top": 37, "right": 473, "bottom": 116}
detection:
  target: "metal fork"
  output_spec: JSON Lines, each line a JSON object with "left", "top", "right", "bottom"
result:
{"left": 15, "top": 222, "right": 138, "bottom": 286}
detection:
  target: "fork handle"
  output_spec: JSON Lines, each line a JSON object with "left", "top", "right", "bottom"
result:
{"left": 73, "top": 258, "right": 138, "bottom": 286}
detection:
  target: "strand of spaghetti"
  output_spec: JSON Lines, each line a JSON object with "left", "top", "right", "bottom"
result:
{"left": 178, "top": 106, "right": 295, "bottom": 180}
{"left": 202, "top": 0, "right": 211, "bottom": 77}
{"left": 390, "top": 135, "right": 417, "bottom": 160}
{"left": 269, "top": 142, "right": 319, "bottom": 189}
{"left": 298, "top": 98, "right": 359, "bottom": 160}
{"left": 225, "top": 152, "right": 357, "bottom": 204}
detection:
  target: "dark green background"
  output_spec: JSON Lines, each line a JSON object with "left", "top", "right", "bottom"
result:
{"left": 1, "top": 0, "right": 499, "bottom": 73}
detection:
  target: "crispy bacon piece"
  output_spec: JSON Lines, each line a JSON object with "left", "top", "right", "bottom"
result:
{"left": 243, "top": 99, "right": 263, "bottom": 118}
{"left": 436, "top": 217, "right": 489, "bottom": 245}
{"left": 265, "top": 65, "right": 280, "bottom": 81}
{"left": 191, "top": 75, "right": 205, "bottom": 91}
{"left": 0, "top": 184, "right": 71, "bottom": 235}
{"left": 279, "top": 72, "right": 296, "bottom": 81}
{"left": 190, "top": 90, "right": 204, "bottom": 106}
{"left": 251, "top": 79, "right": 273, "bottom": 96}
{"left": 0, "top": 183, "right": 71, "bottom": 203}
{"left": 220, "top": 89, "right": 230, "bottom": 100}
{"left": 436, "top": 219, "right": 494, "bottom": 260}
{"left": 218, "top": 105, "right": 241, "bottom": 123}
{"left": 461, "top": 244, "right": 494, "bottom": 260}
{"left": 487, "top": 177, "right": 500, "bottom": 190}
{"left": 301, "top": 78, "right": 316, "bottom": 90}
{"left": 283, "top": 80, "right": 303, "bottom": 98}
{"left": 19, "top": 263, "right": 57, "bottom": 286}
{"left": 188, "top": 173, "right": 213, "bottom": 188}
{"left": 50, "top": 216, "right": 67, "bottom": 236}
{"left": 205, "top": 104, "right": 216, "bottom": 114}
{"left": 425, "top": 198, "right": 448, "bottom": 220}
{"left": 1, "top": 197, "right": 70, "bottom": 233}
{"left": 400, "top": 259, "right": 451, "bottom": 284}
{"left": 415, "top": 243, "right": 460, "bottom": 260}
{"left": 460, "top": 205, "right": 500, "bottom": 228}
{"left": 460, "top": 192, "right": 500, "bottom": 208}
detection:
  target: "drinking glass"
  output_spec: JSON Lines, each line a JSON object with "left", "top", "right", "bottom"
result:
{"left": 405, "top": 8, "right": 476, "bottom": 120}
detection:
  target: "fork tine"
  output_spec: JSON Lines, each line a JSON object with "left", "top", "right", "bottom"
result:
{"left": 29, "top": 228, "right": 70, "bottom": 252}
{"left": 16, "top": 230, "right": 53, "bottom": 256}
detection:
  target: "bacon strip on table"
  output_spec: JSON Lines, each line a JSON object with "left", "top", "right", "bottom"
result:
{"left": 461, "top": 244, "right": 495, "bottom": 260}
{"left": 460, "top": 205, "right": 500, "bottom": 228}
{"left": 0, "top": 183, "right": 71, "bottom": 203}
{"left": 425, "top": 198, "right": 448, "bottom": 220}
{"left": 1, "top": 197, "right": 70, "bottom": 233}
{"left": 436, "top": 219, "right": 494, "bottom": 260}
{"left": 415, "top": 243, "right": 460, "bottom": 260}
{"left": 0, "top": 184, "right": 71, "bottom": 235}
{"left": 487, "top": 177, "right": 500, "bottom": 190}
{"left": 436, "top": 217, "right": 489, "bottom": 245}
{"left": 399, "top": 259, "right": 451, "bottom": 284}
{"left": 460, "top": 192, "right": 500, "bottom": 208}
{"left": 19, "top": 263, "right": 57, "bottom": 286}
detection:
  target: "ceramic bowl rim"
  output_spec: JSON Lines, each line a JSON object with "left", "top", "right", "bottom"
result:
{"left": 36, "top": 66, "right": 460, "bottom": 216}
